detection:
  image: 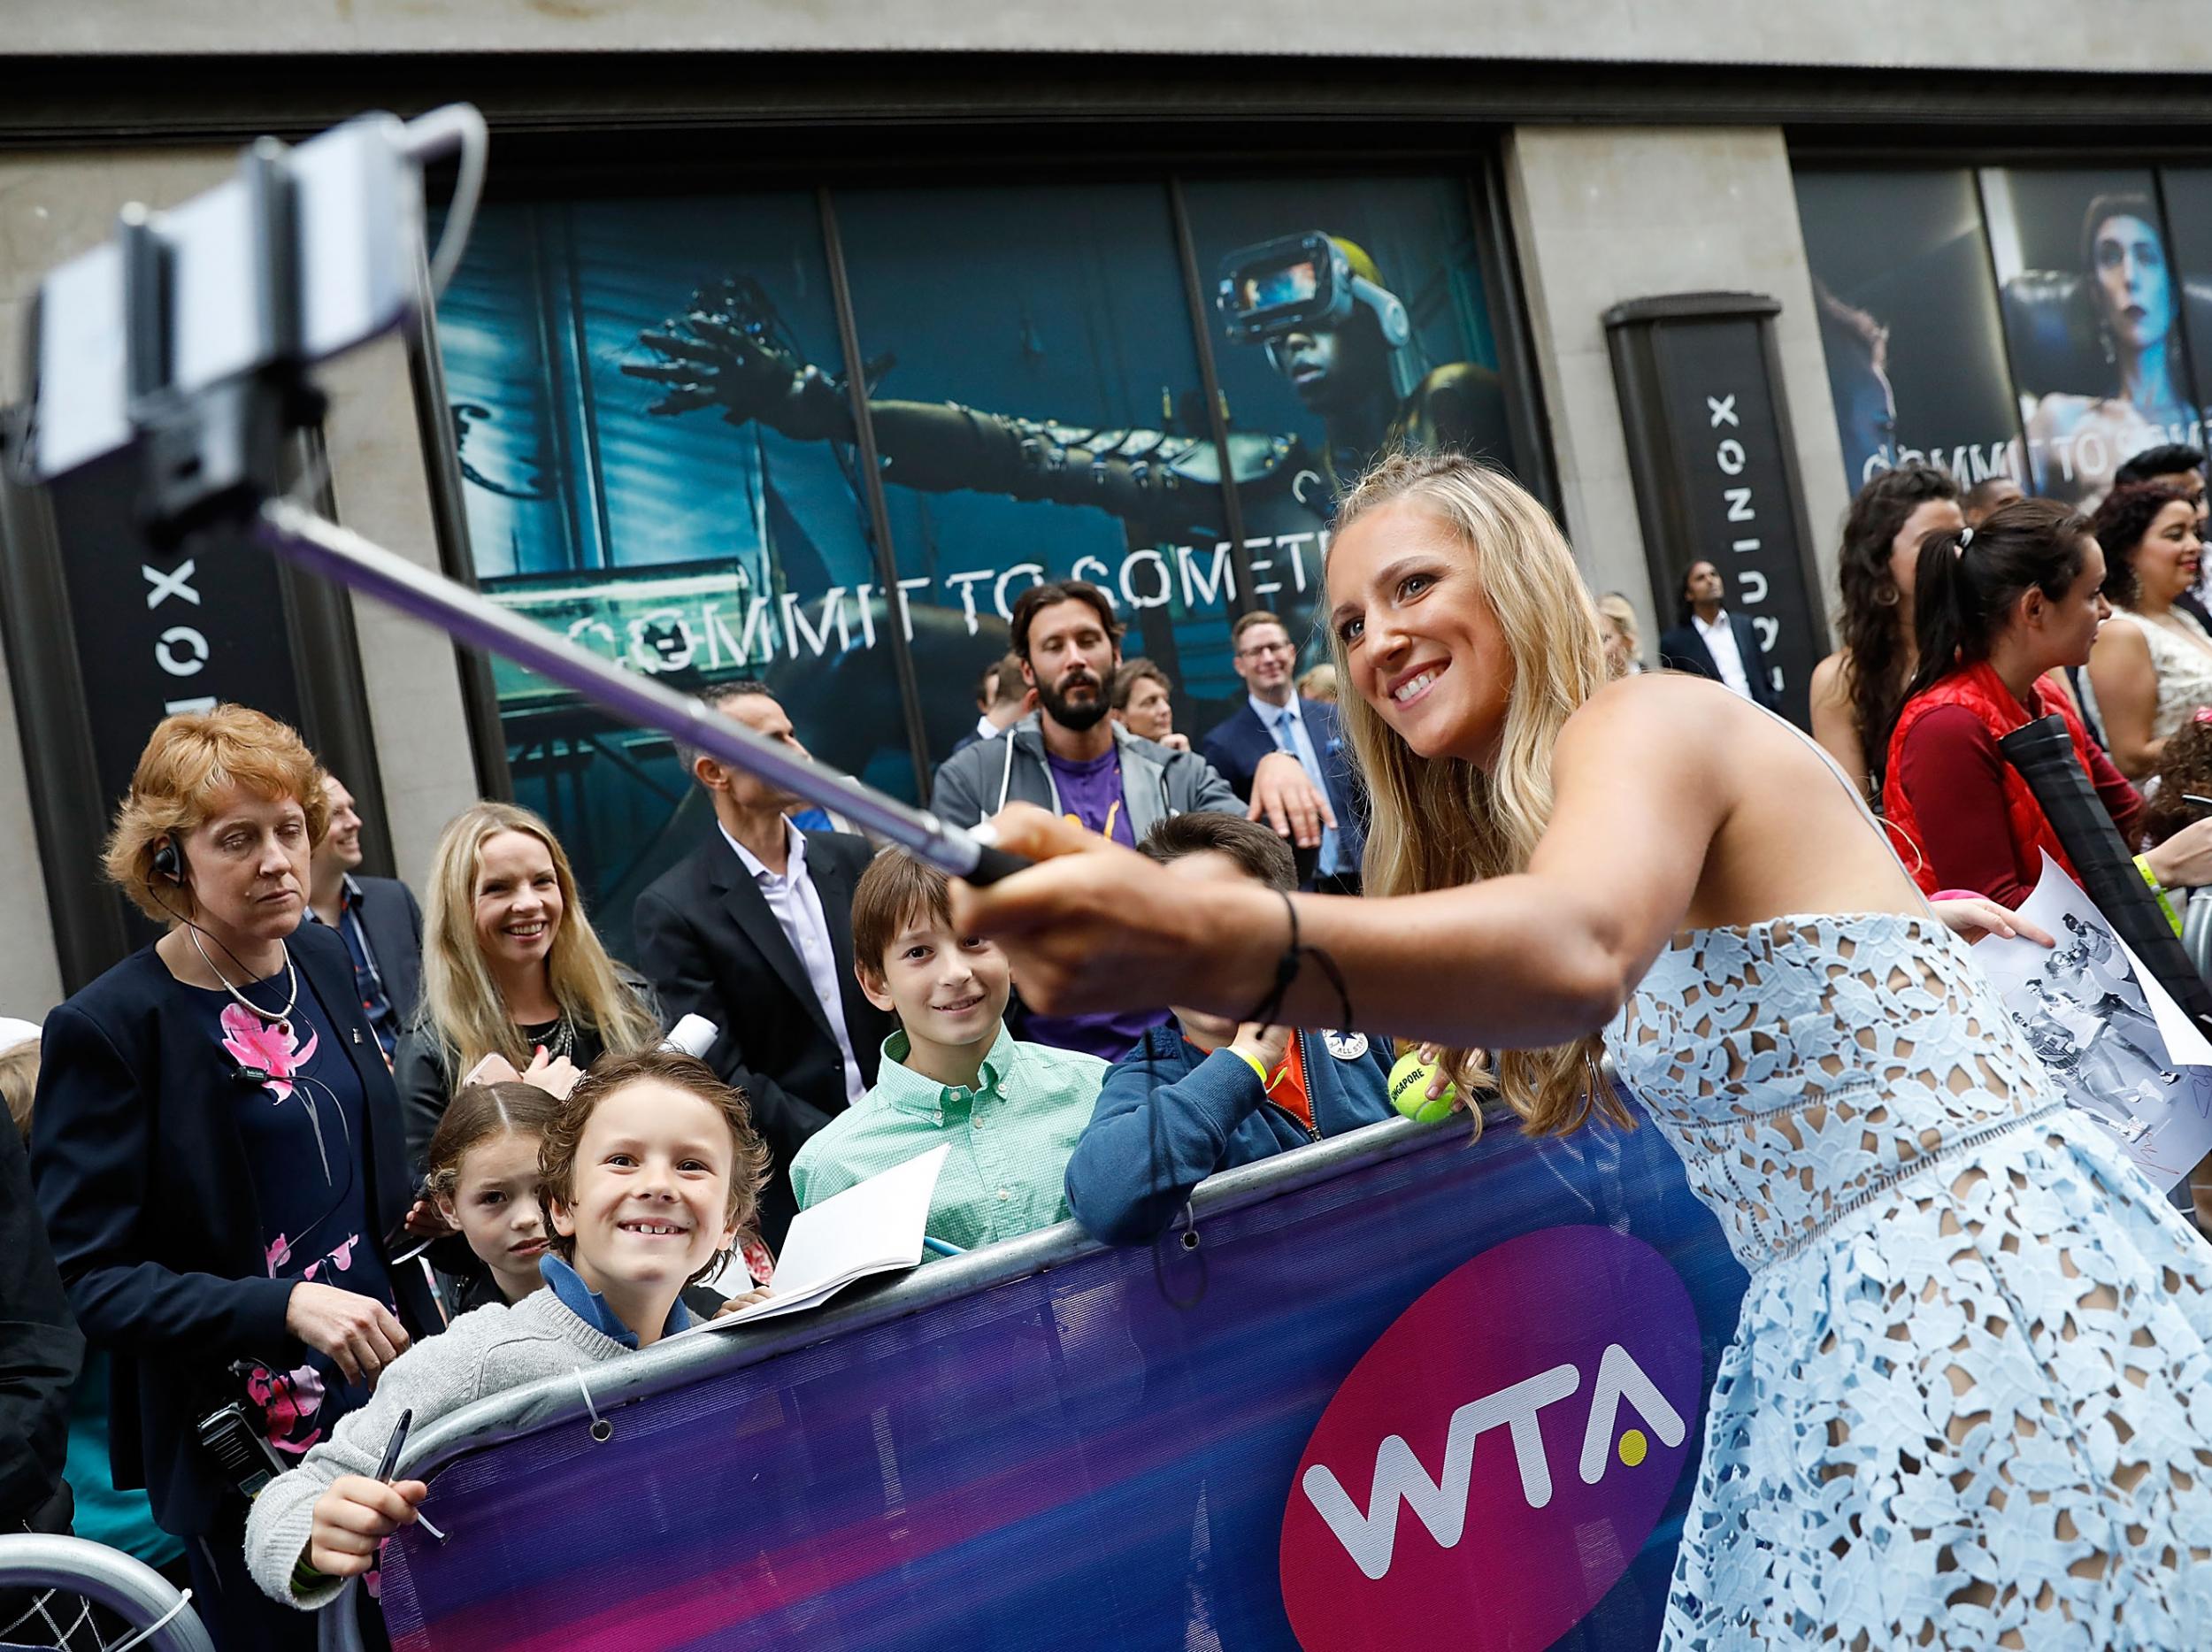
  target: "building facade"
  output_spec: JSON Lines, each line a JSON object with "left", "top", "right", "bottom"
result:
{"left": 3, "top": 5, "right": 2208, "bottom": 1003}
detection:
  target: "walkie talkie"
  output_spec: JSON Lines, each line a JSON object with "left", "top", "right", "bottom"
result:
{"left": 197, "top": 1401, "right": 287, "bottom": 1499}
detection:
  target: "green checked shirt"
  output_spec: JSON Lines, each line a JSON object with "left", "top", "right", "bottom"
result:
{"left": 790, "top": 1022, "right": 1108, "bottom": 1251}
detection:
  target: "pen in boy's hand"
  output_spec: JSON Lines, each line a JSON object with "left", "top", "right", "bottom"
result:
{"left": 374, "top": 1407, "right": 447, "bottom": 1542}
{"left": 373, "top": 1409, "right": 413, "bottom": 1482}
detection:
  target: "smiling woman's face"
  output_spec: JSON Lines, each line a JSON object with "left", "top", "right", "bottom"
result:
{"left": 472, "top": 829, "right": 565, "bottom": 978}
{"left": 1326, "top": 499, "right": 1514, "bottom": 767}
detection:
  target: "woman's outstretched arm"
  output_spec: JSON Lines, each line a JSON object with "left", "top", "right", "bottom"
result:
{"left": 954, "top": 678, "right": 1752, "bottom": 1049}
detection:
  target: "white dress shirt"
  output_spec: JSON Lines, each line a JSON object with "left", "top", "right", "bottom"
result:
{"left": 722, "top": 819, "right": 864, "bottom": 1105}
{"left": 1693, "top": 610, "right": 1755, "bottom": 701}
{"left": 1250, "top": 693, "right": 1348, "bottom": 876}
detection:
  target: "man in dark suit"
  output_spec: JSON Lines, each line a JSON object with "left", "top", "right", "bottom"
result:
{"left": 304, "top": 772, "right": 424, "bottom": 1058}
{"left": 1198, "top": 611, "right": 1366, "bottom": 894}
{"left": 946, "top": 650, "right": 1031, "bottom": 762}
{"left": 633, "top": 681, "right": 894, "bottom": 1247}
{"left": 1658, "top": 560, "right": 1780, "bottom": 712}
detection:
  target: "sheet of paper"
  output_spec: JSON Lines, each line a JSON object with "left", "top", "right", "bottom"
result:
{"left": 701, "top": 1143, "right": 950, "bottom": 1331}
{"left": 2116, "top": 935, "right": 2212, "bottom": 1066}
{"left": 1970, "top": 853, "right": 2212, "bottom": 1190}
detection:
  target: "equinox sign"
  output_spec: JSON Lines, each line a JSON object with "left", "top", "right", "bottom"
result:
{"left": 1279, "top": 1226, "right": 1704, "bottom": 1651}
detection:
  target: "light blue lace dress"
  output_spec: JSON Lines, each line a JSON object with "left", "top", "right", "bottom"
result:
{"left": 1612, "top": 911, "right": 2212, "bottom": 1649}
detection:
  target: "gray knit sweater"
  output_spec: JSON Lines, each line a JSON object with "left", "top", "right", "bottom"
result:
{"left": 243, "top": 1288, "right": 634, "bottom": 1610}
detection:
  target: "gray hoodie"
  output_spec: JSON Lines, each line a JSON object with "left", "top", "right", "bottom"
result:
{"left": 929, "top": 712, "right": 1241, "bottom": 838}
{"left": 243, "top": 1289, "right": 633, "bottom": 1610}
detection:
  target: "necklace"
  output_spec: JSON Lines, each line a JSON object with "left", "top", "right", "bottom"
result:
{"left": 188, "top": 927, "right": 299, "bottom": 1030}
{"left": 536, "top": 1011, "right": 575, "bottom": 1060}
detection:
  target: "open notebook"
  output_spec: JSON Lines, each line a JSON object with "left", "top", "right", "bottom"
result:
{"left": 698, "top": 1143, "right": 950, "bottom": 1329}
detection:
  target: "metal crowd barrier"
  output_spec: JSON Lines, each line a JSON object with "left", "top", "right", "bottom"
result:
{"left": 0, "top": 1535, "right": 211, "bottom": 1652}
{"left": 318, "top": 1101, "right": 1746, "bottom": 1652}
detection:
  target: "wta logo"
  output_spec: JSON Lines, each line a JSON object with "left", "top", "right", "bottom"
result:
{"left": 1279, "top": 1226, "right": 1703, "bottom": 1651}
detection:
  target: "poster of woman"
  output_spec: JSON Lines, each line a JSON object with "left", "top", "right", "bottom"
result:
{"left": 1982, "top": 167, "right": 2209, "bottom": 505}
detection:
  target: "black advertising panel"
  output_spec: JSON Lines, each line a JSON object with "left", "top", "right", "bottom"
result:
{"left": 1605, "top": 293, "right": 1827, "bottom": 728}
{"left": 46, "top": 463, "right": 309, "bottom": 817}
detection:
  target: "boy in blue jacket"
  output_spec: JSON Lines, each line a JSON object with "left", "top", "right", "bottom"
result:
{"left": 1064, "top": 812, "right": 1394, "bottom": 1244}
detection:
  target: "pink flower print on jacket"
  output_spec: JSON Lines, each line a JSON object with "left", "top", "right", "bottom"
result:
{"left": 219, "top": 1003, "right": 318, "bottom": 1100}
{"left": 303, "top": 1235, "right": 359, "bottom": 1281}
{"left": 246, "top": 1361, "right": 326, "bottom": 1456}
{"left": 266, "top": 1233, "right": 292, "bottom": 1276}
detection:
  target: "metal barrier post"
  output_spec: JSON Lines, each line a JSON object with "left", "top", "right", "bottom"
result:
{"left": 0, "top": 1534, "right": 214, "bottom": 1652}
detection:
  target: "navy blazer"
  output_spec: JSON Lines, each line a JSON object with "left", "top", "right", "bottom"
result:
{"left": 28, "top": 921, "right": 434, "bottom": 1535}
{"left": 351, "top": 874, "right": 424, "bottom": 1032}
{"left": 632, "top": 827, "right": 895, "bottom": 1249}
{"left": 1196, "top": 695, "right": 1367, "bottom": 873}
{"left": 1658, "top": 611, "right": 1781, "bottom": 711}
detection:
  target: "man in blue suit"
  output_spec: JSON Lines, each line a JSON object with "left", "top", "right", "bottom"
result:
{"left": 1198, "top": 611, "right": 1366, "bottom": 893}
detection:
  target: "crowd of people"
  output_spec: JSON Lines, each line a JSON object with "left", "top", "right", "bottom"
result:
{"left": 9, "top": 441, "right": 2212, "bottom": 1652}
{"left": 1798, "top": 443, "right": 2212, "bottom": 946}
{"left": 0, "top": 573, "right": 1388, "bottom": 1650}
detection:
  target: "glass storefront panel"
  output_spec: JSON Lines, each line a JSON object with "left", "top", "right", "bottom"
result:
{"left": 830, "top": 181, "right": 1236, "bottom": 744}
{"left": 438, "top": 193, "right": 877, "bottom": 954}
{"left": 1980, "top": 166, "right": 2204, "bottom": 504}
{"left": 434, "top": 170, "right": 1532, "bottom": 934}
{"left": 1182, "top": 175, "right": 1520, "bottom": 683}
{"left": 1793, "top": 169, "right": 2023, "bottom": 496}
{"left": 1798, "top": 163, "right": 2212, "bottom": 509}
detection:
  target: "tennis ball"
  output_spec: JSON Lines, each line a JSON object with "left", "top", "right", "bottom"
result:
{"left": 1388, "top": 1050, "right": 1457, "bottom": 1123}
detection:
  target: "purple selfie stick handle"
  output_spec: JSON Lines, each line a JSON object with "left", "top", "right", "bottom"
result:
{"left": 252, "top": 497, "right": 1021, "bottom": 882}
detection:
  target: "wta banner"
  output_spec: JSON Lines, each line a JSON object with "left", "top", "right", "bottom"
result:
{"left": 377, "top": 1118, "right": 1747, "bottom": 1651}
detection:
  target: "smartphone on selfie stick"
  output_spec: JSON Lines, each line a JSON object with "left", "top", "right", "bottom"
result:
{"left": 7, "top": 105, "right": 1029, "bottom": 890}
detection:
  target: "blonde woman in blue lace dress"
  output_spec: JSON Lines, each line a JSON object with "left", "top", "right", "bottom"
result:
{"left": 956, "top": 452, "right": 2212, "bottom": 1648}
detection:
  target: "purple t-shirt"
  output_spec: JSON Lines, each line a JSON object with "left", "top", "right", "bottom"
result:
{"left": 1045, "top": 745, "right": 1140, "bottom": 848}
{"left": 1035, "top": 744, "right": 1165, "bottom": 1059}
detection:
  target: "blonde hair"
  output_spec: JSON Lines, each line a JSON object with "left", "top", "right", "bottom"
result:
{"left": 1331, "top": 451, "right": 1626, "bottom": 1136}
{"left": 1594, "top": 594, "right": 1640, "bottom": 676}
{"left": 417, "top": 802, "right": 658, "bottom": 1076}
{"left": 103, "top": 705, "right": 329, "bottom": 924}
{"left": 0, "top": 1042, "right": 37, "bottom": 1135}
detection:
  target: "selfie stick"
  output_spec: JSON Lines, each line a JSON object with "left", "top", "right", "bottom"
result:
{"left": 252, "top": 498, "right": 1029, "bottom": 884}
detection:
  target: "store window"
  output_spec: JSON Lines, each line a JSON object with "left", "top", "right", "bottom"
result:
{"left": 434, "top": 171, "right": 1532, "bottom": 940}
{"left": 1181, "top": 176, "right": 1519, "bottom": 693}
{"left": 1797, "top": 164, "right": 2212, "bottom": 506}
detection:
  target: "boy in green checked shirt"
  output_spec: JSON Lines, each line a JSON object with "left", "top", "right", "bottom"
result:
{"left": 790, "top": 851, "right": 1107, "bottom": 1250}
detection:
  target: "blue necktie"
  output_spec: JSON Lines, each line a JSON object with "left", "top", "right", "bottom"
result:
{"left": 1276, "top": 708, "right": 1340, "bottom": 874}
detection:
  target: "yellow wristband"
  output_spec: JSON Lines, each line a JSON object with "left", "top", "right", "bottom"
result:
{"left": 2135, "top": 854, "right": 2185, "bottom": 936}
{"left": 1229, "top": 1049, "right": 1267, "bottom": 1083}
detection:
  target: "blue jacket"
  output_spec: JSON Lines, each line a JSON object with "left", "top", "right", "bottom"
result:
{"left": 1065, "top": 1023, "right": 1394, "bottom": 1245}
{"left": 1196, "top": 695, "right": 1367, "bottom": 876}
{"left": 28, "top": 922, "right": 434, "bottom": 1535}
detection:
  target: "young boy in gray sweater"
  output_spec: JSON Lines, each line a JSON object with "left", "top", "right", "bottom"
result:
{"left": 244, "top": 1050, "right": 769, "bottom": 1609}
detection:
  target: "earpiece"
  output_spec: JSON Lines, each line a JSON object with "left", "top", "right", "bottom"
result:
{"left": 152, "top": 835, "right": 182, "bottom": 883}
